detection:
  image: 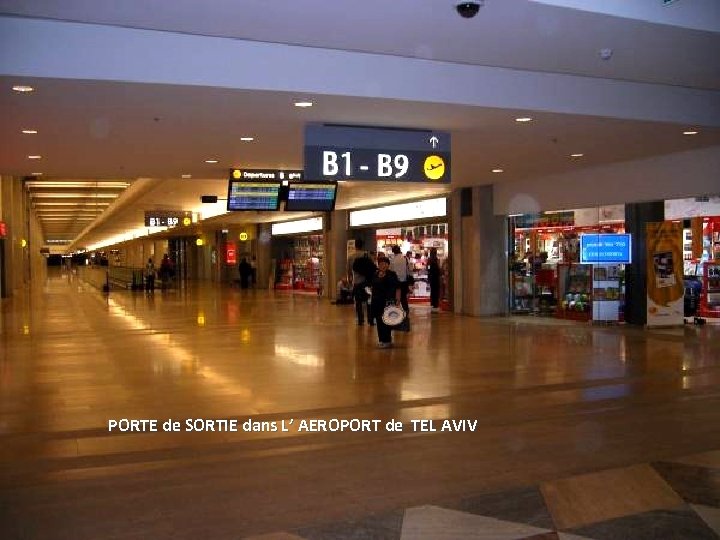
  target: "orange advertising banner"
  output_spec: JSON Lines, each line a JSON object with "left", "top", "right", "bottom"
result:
{"left": 691, "top": 217, "right": 704, "bottom": 260}
{"left": 646, "top": 221, "right": 684, "bottom": 326}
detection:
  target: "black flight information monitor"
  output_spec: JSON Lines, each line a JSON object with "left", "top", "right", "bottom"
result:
{"left": 285, "top": 181, "right": 338, "bottom": 212}
{"left": 227, "top": 180, "right": 281, "bottom": 211}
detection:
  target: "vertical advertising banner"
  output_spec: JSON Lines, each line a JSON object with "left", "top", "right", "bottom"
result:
{"left": 691, "top": 217, "right": 704, "bottom": 260}
{"left": 646, "top": 222, "right": 684, "bottom": 326}
{"left": 225, "top": 242, "right": 237, "bottom": 265}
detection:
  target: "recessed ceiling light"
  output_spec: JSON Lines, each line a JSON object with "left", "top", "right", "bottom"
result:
{"left": 12, "top": 85, "right": 34, "bottom": 93}
{"left": 294, "top": 101, "right": 313, "bottom": 108}
{"left": 30, "top": 172, "right": 43, "bottom": 176}
{"left": 515, "top": 117, "right": 533, "bottom": 123}
{"left": 570, "top": 153, "right": 584, "bottom": 158}
{"left": 492, "top": 168, "right": 504, "bottom": 173}
{"left": 28, "top": 155, "right": 42, "bottom": 159}
{"left": 22, "top": 129, "right": 38, "bottom": 134}
{"left": 26, "top": 181, "right": 128, "bottom": 188}
{"left": 181, "top": 174, "right": 192, "bottom": 179}
{"left": 683, "top": 130, "right": 698, "bottom": 135}
{"left": 240, "top": 137, "right": 255, "bottom": 142}
{"left": 205, "top": 159, "right": 219, "bottom": 164}
{"left": 31, "top": 193, "right": 118, "bottom": 198}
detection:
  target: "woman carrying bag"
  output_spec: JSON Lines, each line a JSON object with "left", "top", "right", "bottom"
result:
{"left": 370, "top": 255, "right": 403, "bottom": 349}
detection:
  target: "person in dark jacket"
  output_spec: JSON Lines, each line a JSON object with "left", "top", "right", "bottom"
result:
{"left": 238, "top": 258, "right": 252, "bottom": 289}
{"left": 370, "top": 255, "right": 402, "bottom": 348}
{"left": 427, "top": 247, "right": 441, "bottom": 312}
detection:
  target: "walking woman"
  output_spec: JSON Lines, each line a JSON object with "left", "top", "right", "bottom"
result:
{"left": 370, "top": 255, "right": 402, "bottom": 348}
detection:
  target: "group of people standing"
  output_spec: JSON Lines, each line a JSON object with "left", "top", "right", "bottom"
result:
{"left": 347, "top": 239, "right": 442, "bottom": 348}
{"left": 145, "top": 254, "right": 175, "bottom": 292}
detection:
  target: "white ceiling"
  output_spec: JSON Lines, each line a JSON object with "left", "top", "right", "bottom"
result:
{"left": 1, "top": 1, "right": 719, "bottom": 249}
{"left": 2, "top": 0, "right": 719, "bottom": 88}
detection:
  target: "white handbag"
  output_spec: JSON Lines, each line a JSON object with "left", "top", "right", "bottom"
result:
{"left": 381, "top": 304, "right": 405, "bottom": 326}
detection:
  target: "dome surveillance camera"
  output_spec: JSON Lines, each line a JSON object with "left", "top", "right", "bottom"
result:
{"left": 456, "top": 1, "right": 482, "bottom": 18}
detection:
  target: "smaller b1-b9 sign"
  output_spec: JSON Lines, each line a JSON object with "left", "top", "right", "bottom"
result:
{"left": 580, "top": 233, "right": 632, "bottom": 264}
{"left": 144, "top": 211, "right": 189, "bottom": 228}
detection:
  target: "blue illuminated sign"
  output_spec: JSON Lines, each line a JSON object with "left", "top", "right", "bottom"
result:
{"left": 580, "top": 233, "right": 632, "bottom": 264}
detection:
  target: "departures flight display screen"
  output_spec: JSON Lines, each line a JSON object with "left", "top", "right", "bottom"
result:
{"left": 285, "top": 181, "right": 338, "bottom": 212}
{"left": 227, "top": 180, "right": 282, "bottom": 211}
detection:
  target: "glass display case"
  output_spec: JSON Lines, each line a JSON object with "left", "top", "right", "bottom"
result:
{"left": 592, "top": 264, "right": 623, "bottom": 322}
{"left": 511, "top": 274, "right": 534, "bottom": 313}
{"left": 700, "top": 262, "right": 720, "bottom": 318}
{"left": 557, "top": 263, "right": 592, "bottom": 321}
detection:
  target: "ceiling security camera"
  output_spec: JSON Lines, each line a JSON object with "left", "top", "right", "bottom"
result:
{"left": 456, "top": 1, "right": 483, "bottom": 18}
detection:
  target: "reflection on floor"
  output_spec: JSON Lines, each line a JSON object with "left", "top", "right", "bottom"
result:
{"left": 0, "top": 270, "right": 719, "bottom": 539}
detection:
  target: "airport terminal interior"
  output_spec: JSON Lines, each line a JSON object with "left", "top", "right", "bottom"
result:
{"left": 1, "top": 2, "right": 720, "bottom": 539}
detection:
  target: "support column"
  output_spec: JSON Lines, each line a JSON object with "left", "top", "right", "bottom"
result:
{"left": 327, "top": 210, "right": 349, "bottom": 301}
{"left": 452, "top": 185, "right": 507, "bottom": 316}
{"left": 0, "top": 177, "right": 28, "bottom": 296}
{"left": 624, "top": 201, "right": 664, "bottom": 325}
{"left": 256, "top": 223, "right": 272, "bottom": 289}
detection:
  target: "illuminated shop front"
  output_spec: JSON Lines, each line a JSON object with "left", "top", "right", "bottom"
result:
{"left": 271, "top": 217, "right": 324, "bottom": 294}
{"left": 508, "top": 205, "right": 626, "bottom": 321}
{"left": 666, "top": 196, "right": 720, "bottom": 320}
{"left": 349, "top": 197, "right": 451, "bottom": 309}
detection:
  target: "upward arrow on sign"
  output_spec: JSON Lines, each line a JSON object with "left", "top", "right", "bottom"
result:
{"left": 429, "top": 136, "right": 439, "bottom": 149}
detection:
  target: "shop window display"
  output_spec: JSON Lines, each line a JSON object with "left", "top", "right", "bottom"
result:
{"left": 275, "top": 234, "right": 324, "bottom": 293}
{"left": 375, "top": 223, "right": 448, "bottom": 305}
{"left": 509, "top": 209, "right": 625, "bottom": 320}
{"left": 293, "top": 235, "right": 323, "bottom": 292}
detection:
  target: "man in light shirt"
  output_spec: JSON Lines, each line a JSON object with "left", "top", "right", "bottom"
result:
{"left": 390, "top": 245, "right": 411, "bottom": 317}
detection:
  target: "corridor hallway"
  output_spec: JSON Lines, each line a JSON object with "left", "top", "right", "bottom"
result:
{"left": 1, "top": 270, "right": 720, "bottom": 539}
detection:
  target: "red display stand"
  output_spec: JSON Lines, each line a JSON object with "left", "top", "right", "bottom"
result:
{"left": 699, "top": 262, "right": 720, "bottom": 318}
{"left": 275, "top": 259, "right": 293, "bottom": 290}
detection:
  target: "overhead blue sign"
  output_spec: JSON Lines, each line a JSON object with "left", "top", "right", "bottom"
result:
{"left": 580, "top": 233, "right": 632, "bottom": 264}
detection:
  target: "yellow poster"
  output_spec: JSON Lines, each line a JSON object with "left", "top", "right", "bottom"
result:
{"left": 646, "top": 222, "right": 684, "bottom": 326}
{"left": 691, "top": 217, "right": 704, "bottom": 260}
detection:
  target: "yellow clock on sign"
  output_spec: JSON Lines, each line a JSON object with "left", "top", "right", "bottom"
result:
{"left": 423, "top": 155, "right": 446, "bottom": 181}
{"left": 182, "top": 216, "right": 192, "bottom": 226}
{"left": 239, "top": 232, "right": 248, "bottom": 242}
{"left": 232, "top": 169, "right": 242, "bottom": 179}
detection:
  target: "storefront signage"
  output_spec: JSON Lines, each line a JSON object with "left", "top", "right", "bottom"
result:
{"left": 304, "top": 124, "right": 451, "bottom": 183}
{"left": 230, "top": 169, "right": 303, "bottom": 181}
{"left": 349, "top": 198, "right": 447, "bottom": 227}
{"left": 227, "top": 180, "right": 282, "bottom": 211}
{"left": 144, "top": 211, "right": 190, "bottom": 227}
{"left": 0, "top": 221, "right": 6, "bottom": 238}
{"left": 271, "top": 217, "right": 323, "bottom": 236}
{"left": 646, "top": 222, "right": 684, "bottom": 327}
{"left": 579, "top": 233, "right": 632, "bottom": 264}
{"left": 512, "top": 211, "right": 574, "bottom": 229}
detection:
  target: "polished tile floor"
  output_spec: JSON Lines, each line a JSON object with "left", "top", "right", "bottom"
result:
{"left": 1, "top": 270, "right": 719, "bottom": 539}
